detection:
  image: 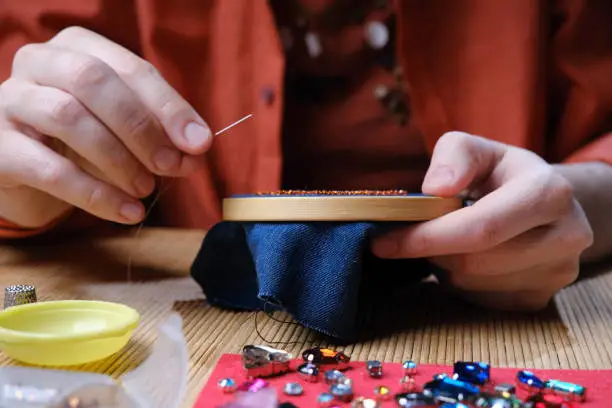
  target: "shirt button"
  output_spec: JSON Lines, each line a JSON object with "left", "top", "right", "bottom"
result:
{"left": 261, "top": 87, "right": 276, "bottom": 106}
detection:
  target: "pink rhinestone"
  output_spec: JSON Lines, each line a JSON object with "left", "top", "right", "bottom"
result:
{"left": 237, "top": 378, "right": 269, "bottom": 393}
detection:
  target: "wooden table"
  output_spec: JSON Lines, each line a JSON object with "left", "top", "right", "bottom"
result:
{"left": 1, "top": 227, "right": 612, "bottom": 407}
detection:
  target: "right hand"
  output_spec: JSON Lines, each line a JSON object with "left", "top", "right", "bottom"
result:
{"left": 0, "top": 26, "right": 213, "bottom": 228}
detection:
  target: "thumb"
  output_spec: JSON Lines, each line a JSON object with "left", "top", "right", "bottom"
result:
{"left": 422, "top": 131, "right": 507, "bottom": 197}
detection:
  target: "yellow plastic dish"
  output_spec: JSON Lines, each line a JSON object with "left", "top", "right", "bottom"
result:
{"left": 0, "top": 300, "right": 140, "bottom": 366}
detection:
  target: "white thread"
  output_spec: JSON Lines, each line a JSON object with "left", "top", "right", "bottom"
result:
{"left": 214, "top": 113, "right": 253, "bottom": 136}
{"left": 126, "top": 113, "right": 253, "bottom": 282}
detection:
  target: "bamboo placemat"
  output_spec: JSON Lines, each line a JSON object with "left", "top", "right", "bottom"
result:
{"left": 0, "top": 228, "right": 611, "bottom": 407}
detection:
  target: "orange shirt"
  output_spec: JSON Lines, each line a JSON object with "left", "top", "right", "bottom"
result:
{"left": 275, "top": 0, "right": 429, "bottom": 191}
{"left": 2, "top": 1, "right": 612, "bottom": 239}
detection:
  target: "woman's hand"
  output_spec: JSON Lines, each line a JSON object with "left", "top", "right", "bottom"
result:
{"left": 0, "top": 26, "right": 212, "bottom": 228}
{"left": 371, "top": 131, "right": 594, "bottom": 310}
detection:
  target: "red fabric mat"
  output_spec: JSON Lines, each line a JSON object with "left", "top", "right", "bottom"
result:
{"left": 195, "top": 354, "right": 612, "bottom": 407}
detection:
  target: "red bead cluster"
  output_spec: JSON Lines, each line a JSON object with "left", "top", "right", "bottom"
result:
{"left": 255, "top": 189, "right": 410, "bottom": 196}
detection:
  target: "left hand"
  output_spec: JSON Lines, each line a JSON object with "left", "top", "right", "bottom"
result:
{"left": 371, "top": 131, "right": 594, "bottom": 310}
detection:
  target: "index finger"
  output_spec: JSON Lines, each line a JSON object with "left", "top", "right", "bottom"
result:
{"left": 49, "top": 27, "right": 212, "bottom": 155}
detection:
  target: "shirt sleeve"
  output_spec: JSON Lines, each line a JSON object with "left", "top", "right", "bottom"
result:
{"left": 0, "top": 210, "right": 105, "bottom": 240}
{"left": 0, "top": 218, "right": 52, "bottom": 239}
{"left": 563, "top": 133, "right": 612, "bottom": 166}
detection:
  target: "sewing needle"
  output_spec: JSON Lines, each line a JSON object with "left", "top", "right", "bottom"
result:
{"left": 215, "top": 113, "right": 254, "bottom": 136}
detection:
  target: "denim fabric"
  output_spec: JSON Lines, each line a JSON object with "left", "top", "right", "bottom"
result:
{"left": 190, "top": 221, "right": 433, "bottom": 341}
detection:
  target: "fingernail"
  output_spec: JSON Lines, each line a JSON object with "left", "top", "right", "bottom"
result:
{"left": 184, "top": 122, "right": 211, "bottom": 148}
{"left": 119, "top": 202, "right": 143, "bottom": 222}
{"left": 153, "top": 147, "right": 180, "bottom": 172}
{"left": 425, "top": 166, "right": 455, "bottom": 189}
{"left": 134, "top": 173, "right": 155, "bottom": 197}
{"left": 372, "top": 238, "right": 399, "bottom": 257}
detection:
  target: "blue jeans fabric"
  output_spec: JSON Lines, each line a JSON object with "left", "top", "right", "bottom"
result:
{"left": 190, "top": 221, "right": 433, "bottom": 342}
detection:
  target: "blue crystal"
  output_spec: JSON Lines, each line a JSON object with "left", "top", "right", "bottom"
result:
{"left": 317, "top": 392, "right": 334, "bottom": 406}
{"left": 440, "top": 404, "right": 469, "bottom": 408}
{"left": 544, "top": 379, "right": 587, "bottom": 402}
{"left": 403, "top": 360, "right": 418, "bottom": 375}
{"left": 453, "top": 361, "right": 490, "bottom": 385}
{"left": 330, "top": 383, "right": 354, "bottom": 401}
{"left": 516, "top": 370, "right": 545, "bottom": 390}
{"left": 423, "top": 377, "right": 480, "bottom": 403}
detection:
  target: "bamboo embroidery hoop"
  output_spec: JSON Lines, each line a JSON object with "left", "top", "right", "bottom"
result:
{"left": 223, "top": 191, "right": 463, "bottom": 222}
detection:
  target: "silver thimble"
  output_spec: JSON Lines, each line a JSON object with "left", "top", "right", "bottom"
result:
{"left": 4, "top": 285, "right": 37, "bottom": 309}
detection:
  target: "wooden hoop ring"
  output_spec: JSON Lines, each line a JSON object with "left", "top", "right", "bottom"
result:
{"left": 222, "top": 194, "right": 463, "bottom": 222}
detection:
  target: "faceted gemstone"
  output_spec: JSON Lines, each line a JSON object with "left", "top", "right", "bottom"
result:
{"left": 395, "top": 392, "right": 437, "bottom": 407}
{"left": 373, "top": 385, "right": 391, "bottom": 400}
{"left": 453, "top": 361, "right": 491, "bottom": 385}
{"left": 494, "top": 383, "right": 517, "bottom": 395}
{"left": 351, "top": 397, "right": 380, "bottom": 408}
{"left": 473, "top": 395, "right": 515, "bottom": 408}
{"left": 330, "top": 383, "right": 354, "bottom": 402}
{"left": 302, "top": 347, "right": 351, "bottom": 370}
{"left": 317, "top": 392, "right": 335, "bottom": 407}
{"left": 516, "top": 371, "right": 545, "bottom": 392}
{"left": 475, "top": 393, "right": 524, "bottom": 408}
{"left": 403, "top": 360, "right": 418, "bottom": 376}
{"left": 544, "top": 379, "right": 587, "bottom": 402}
{"left": 423, "top": 377, "right": 480, "bottom": 404}
{"left": 339, "top": 377, "right": 354, "bottom": 388}
{"left": 440, "top": 404, "right": 470, "bottom": 408}
{"left": 488, "top": 398, "right": 517, "bottom": 408}
{"left": 283, "top": 382, "right": 304, "bottom": 396}
{"left": 366, "top": 360, "right": 383, "bottom": 378}
{"left": 324, "top": 369, "right": 346, "bottom": 385}
{"left": 298, "top": 362, "right": 320, "bottom": 382}
{"left": 400, "top": 376, "right": 418, "bottom": 392}
{"left": 236, "top": 378, "right": 269, "bottom": 393}
{"left": 241, "top": 345, "right": 292, "bottom": 378}
{"left": 217, "top": 377, "right": 237, "bottom": 393}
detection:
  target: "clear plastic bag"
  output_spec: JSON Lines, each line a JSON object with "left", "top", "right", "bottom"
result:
{"left": 0, "top": 313, "right": 188, "bottom": 408}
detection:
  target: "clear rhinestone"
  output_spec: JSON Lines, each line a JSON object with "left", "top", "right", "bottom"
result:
{"left": 241, "top": 345, "right": 292, "bottom": 378}
{"left": 330, "top": 383, "right": 354, "bottom": 402}
{"left": 298, "top": 362, "right": 319, "bottom": 382}
{"left": 217, "top": 378, "right": 236, "bottom": 393}
{"left": 352, "top": 397, "right": 380, "bottom": 408}
{"left": 324, "top": 369, "right": 346, "bottom": 385}
{"left": 317, "top": 392, "right": 334, "bottom": 407}
{"left": 283, "top": 382, "right": 303, "bottom": 396}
